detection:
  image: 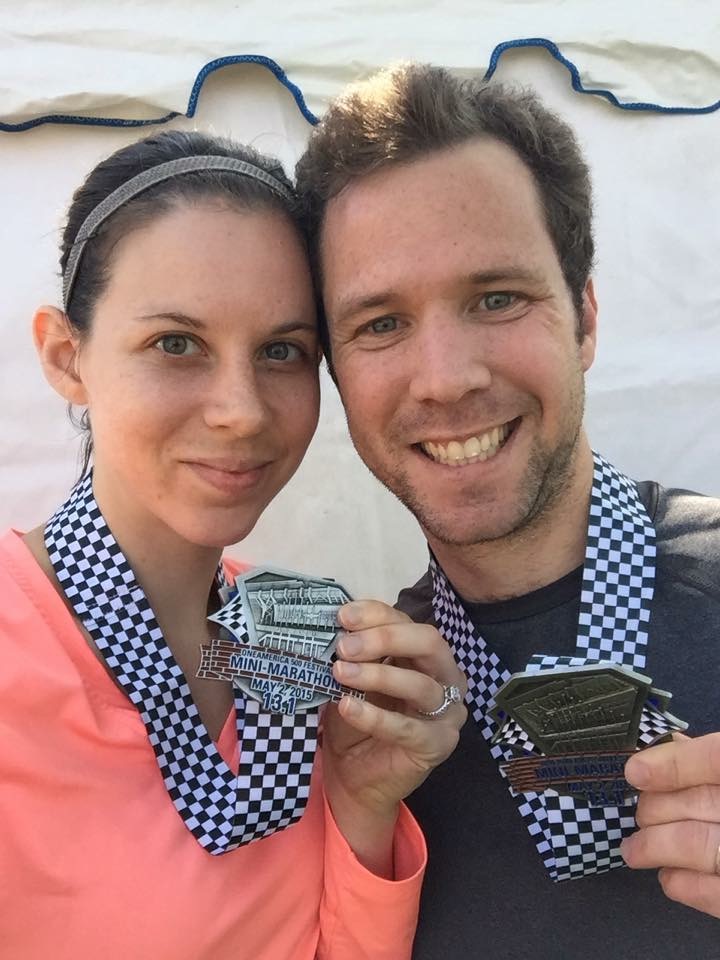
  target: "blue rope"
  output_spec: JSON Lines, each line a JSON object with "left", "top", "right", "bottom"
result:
{"left": 0, "top": 54, "right": 317, "bottom": 133}
{"left": 485, "top": 38, "right": 720, "bottom": 115}
{"left": 0, "top": 111, "right": 182, "bottom": 133}
{"left": 1, "top": 43, "right": 718, "bottom": 133}
{"left": 186, "top": 55, "right": 317, "bottom": 125}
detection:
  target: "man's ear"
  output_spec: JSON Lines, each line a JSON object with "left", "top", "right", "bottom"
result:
{"left": 579, "top": 278, "right": 598, "bottom": 373}
{"left": 32, "top": 306, "right": 88, "bottom": 405}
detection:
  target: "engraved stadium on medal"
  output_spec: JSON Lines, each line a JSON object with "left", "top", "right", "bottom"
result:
{"left": 492, "top": 663, "right": 687, "bottom": 806}
{"left": 197, "top": 567, "right": 364, "bottom": 716}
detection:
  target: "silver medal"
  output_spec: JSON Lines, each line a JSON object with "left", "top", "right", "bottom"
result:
{"left": 198, "top": 567, "right": 365, "bottom": 716}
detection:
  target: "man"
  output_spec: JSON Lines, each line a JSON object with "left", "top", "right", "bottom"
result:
{"left": 296, "top": 63, "right": 720, "bottom": 958}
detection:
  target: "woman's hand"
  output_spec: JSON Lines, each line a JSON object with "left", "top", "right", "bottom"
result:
{"left": 321, "top": 600, "right": 466, "bottom": 875}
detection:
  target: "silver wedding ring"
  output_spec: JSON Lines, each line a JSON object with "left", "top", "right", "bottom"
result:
{"left": 417, "top": 683, "right": 462, "bottom": 719}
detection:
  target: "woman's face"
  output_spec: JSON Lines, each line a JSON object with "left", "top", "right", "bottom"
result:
{"left": 73, "top": 201, "right": 320, "bottom": 549}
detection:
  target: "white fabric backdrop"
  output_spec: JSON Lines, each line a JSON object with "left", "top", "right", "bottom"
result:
{"left": 2, "top": 0, "right": 719, "bottom": 124}
{"left": 1, "top": 43, "right": 718, "bottom": 601}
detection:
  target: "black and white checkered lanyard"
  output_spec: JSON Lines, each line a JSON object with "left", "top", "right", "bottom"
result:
{"left": 45, "top": 473, "right": 318, "bottom": 854}
{"left": 431, "top": 453, "right": 657, "bottom": 881}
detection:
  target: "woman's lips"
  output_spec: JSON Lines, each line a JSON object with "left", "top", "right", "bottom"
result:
{"left": 184, "top": 459, "right": 270, "bottom": 495}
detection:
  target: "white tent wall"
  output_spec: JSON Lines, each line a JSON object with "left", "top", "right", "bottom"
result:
{"left": 1, "top": 46, "right": 718, "bottom": 601}
{"left": 4, "top": 1, "right": 719, "bottom": 121}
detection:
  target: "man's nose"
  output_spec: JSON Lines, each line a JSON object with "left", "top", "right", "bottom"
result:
{"left": 202, "top": 360, "right": 271, "bottom": 436}
{"left": 408, "top": 315, "right": 492, "bottom": 404}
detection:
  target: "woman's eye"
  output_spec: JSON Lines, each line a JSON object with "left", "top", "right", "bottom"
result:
{"left": 369, "top": 316, "right": 398, "bottom": 335}
{"left": 264, "top": 342, "right": 302, "bottom": 362}
{"left": 482, "top": 292, "right": 515, "bottom": 311}
{"left": 154, "top": 334, "right": 200, "bottom": 356}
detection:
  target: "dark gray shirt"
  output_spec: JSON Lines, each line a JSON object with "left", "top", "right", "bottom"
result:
{"left": 398, "top": 482, "right": 720, "bottom": 960}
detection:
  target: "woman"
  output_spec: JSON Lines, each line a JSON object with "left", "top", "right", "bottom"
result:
{"left": 0, "top": 130, "right": 466, "bottom": 959}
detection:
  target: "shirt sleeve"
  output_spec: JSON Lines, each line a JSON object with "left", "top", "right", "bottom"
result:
{"left": 317, "top": 790, "right": 427, "bottom": 960}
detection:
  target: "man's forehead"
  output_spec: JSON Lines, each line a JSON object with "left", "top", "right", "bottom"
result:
{"left": 321, "top": 140, "right": 545, "bottom": 258}
{"left": 328, "top": 138, "right": 535, "bottom": 210}
{"left": 320, "top": 144, "right": 552, "bottom": 315}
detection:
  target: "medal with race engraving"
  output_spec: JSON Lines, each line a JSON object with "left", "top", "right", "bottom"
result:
{"left": 432, "top": 454, "right": 689, "bottom": 880}
{"left": 197, "top": 567, "right": 365, "bottom": 716}
{"left": 492, "top": 662, "right": 687, "bottom": 806}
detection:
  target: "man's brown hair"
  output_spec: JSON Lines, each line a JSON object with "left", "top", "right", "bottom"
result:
{"left": 296, "top": 62, "right": 594, "bottom": 359}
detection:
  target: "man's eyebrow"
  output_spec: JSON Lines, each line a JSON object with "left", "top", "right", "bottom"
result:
{"left": 465, "top": 268, "right": 544, "bottom": 285}
{"left": 332, "top": 268, "right": 544, "bottom": 325}
{"left": 332, "top": 291, "right": 397, "bottom": 326}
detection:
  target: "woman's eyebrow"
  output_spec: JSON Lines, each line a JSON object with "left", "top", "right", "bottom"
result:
{"left": 135, "top": 313, "right": 317, "bottom": 336}
{"left": 136, "top": 311, "right": 205, "bottom": 329}
{"left": 270, "top": 320, "right": 318, "bottom": 335}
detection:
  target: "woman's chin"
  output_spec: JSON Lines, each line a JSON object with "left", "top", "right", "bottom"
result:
{"left": 166, "top": 511, "right": 261, "bottom": 551}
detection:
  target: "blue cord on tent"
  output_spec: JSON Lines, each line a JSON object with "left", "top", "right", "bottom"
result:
{"left": 485, "top": 38, "right": 720, "bottom": 115}
{"left": 1, "top": 42, "right": 718, "bottom": 132}
{"left": 186, "top": 55, "right": 317, "bottom": 125}
{"left": 0, "top": 53, "right": 317, "bottom": 132}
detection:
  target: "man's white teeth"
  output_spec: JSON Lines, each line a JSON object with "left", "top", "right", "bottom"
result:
{"left": 421, "top": 423, "right": 511, "bottom": 467}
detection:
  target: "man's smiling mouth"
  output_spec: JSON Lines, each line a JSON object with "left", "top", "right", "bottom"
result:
{"left": 418, "top": 419, "right": 518, "bottom": 467}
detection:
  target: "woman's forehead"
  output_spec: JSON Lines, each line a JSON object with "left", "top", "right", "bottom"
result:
{"left": 95, "top": 203, "right": 316, "bottom": 328}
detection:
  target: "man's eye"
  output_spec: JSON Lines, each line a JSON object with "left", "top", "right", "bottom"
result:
{"left": 154, "top": 334, "right": 200, "bottom": 356}
{"left": 264, "top": 342, "right": 302, "bottom": 362}
{"left": 482, "top": 292, "right": 515, "bottom": 311}
{"left": 369, "top": 316, "right": 398, "bottom": 334}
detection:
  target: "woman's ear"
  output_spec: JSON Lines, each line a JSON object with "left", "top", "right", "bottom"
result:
{"left": 32, "top": 306, "right": 88, "bottom": 405}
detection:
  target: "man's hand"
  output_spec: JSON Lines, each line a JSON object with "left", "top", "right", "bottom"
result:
{"left": 621, "top": 733, "right": 720, "bottom": 918}
{"left": 321, "top": 600, "right": 466, "bottom": 875}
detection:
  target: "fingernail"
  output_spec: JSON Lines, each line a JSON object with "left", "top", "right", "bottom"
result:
{"left": 624, "top": 755, "right": 650, "bottom": 789}
{"left": 338, "top": 633, "right": 362, "bottom": 657}
{"left": 339, "top": 603, "right": 361, "bottom": 628}
{"left": 619, "top": 836, "right": 634, "bottom": 861}
{"left": 340, "top": 695, "right": 363, "bottom": 718}
{"left": 335, "top": 660, "right": 360, "bottom": 679}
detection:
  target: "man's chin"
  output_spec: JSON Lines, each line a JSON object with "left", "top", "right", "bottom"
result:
{"left": 419, "top": 515, "right": 529, "bottom": 549}
{"left": 399, "top": 495, "right": 532, "bottom": 548}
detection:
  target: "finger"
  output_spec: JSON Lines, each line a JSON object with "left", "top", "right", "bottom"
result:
{"left": 333, "top": 659, "right": 466, "bottom": 716}
{"left": 625, "top": 732, "right": 720, "bottom": 792}
{"left": 620, "top": 820, "right": 720, "bottom": 873}
{"left": 336, "top": 623, "right": 465, "bottom": 693}
{"left": 338, "top": 599, "right": 410, "bottom": 631}
{"left": 337, "top": 695, "right": 461, "bottom": 762}
{"left": 337, "top": 620, "right": 449, "bottom": 662}
{"left": 657, "top": 868, "right": 720, "bottom": 919}
{"left": 636, "top": 784, "right": 720, "bottom": 828}
{"left": 322, "top": 701, "right": 364, "bottom": 753}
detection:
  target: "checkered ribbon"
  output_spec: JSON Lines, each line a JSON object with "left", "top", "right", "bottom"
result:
{"left": 45, "top": 473, "right": 318, "bottom": 854}
{"left": 431, "top": 453, "right": 658, "bottom": 881}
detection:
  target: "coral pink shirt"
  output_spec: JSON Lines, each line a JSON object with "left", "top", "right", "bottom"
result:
{"left": 0, "top": 531, "right": 425, "bottom": 960}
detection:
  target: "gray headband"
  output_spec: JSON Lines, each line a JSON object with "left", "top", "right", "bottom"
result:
{"left": 62, "top": 155, "right": 294, "bottom": 311}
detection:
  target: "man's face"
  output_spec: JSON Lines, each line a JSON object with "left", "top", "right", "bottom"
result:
{"left": 320, "top": 138, "right": 597, "bottom": 548}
